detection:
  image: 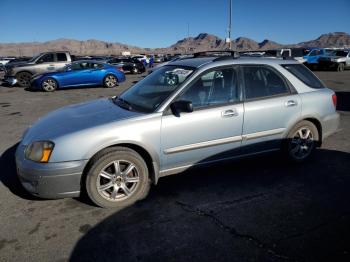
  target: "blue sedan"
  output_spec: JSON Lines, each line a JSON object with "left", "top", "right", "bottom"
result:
{"left": 30, "top": 60, "right": 126, "bottom": 92}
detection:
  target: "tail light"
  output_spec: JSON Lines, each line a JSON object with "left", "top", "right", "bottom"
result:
{"left": 332, "top": 93, "right": 337, "bottom": 109}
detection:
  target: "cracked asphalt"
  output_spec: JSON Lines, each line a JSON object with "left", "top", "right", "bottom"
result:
{"left": 0, "top": 70, "right": 350, "bottom": 262}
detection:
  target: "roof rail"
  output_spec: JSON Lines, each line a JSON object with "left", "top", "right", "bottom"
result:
{"left": 193, "top": 50, "right": 240, "bottom": 60}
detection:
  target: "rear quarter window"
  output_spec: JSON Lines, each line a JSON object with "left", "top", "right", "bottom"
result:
{"left": 282, "top": 64, "right": 325, "bottom": 89}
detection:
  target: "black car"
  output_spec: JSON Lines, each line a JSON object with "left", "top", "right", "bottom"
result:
{"left": 108, "top": 57, "right": 146, "bottom": 74}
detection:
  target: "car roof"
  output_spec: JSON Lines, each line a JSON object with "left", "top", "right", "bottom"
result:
{"left": 168, "top": 56, "right": 300, "bottom": 69}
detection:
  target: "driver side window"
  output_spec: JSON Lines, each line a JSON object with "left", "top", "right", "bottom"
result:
{"left": 38, "top": 53, "right": 54, "bottom": 63}
{"left": 178, "top": 67, "right": 239, "bottom": 109}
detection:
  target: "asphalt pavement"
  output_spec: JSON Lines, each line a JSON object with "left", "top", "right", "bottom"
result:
{"left": 0, "top": 70, "right": 349, "bottom": 262}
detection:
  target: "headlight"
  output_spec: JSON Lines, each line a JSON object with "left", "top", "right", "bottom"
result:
{"left": 25, "top": 141, "right": 54, "bottom": 163}
{"left": 331, "top": 58, "right": 339, "bottom": 62}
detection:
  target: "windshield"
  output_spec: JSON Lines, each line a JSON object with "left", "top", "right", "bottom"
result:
{"left": 117, "top": 65, "right": 194, "bottom": 113}
{"left": 28, "top": 53, "right": 42, "bottom": 63}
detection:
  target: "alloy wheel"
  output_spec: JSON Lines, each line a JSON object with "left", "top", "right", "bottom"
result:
{"left": 42, "top": 79, "right": 57, "bottom": 91}
{"left": 105, "top": 75, "right": 117, "bottom": 87}
{"left": 289, "top": 127, "right": 314, "bottom": 160}
{"left": 96, "top": 160, "right": 139, "bottom": 202}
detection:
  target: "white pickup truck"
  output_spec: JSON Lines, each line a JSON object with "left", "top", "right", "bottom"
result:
{"left": 3, "top": 51, "right": 73, "bottom": 87}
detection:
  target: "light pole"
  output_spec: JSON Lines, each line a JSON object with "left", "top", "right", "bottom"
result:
{"left": 226, "top": 0, "right": 232, "bottom": 50}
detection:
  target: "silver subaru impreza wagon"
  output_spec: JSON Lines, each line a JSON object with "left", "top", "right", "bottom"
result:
{"left": 16, "top": 51, "right": 339, "bottom": 207}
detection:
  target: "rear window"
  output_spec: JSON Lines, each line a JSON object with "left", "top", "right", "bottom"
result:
{"left": 282, "top": 64, "right": 325, "bottom": 89}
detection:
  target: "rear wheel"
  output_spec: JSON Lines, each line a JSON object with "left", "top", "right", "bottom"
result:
{"left": 41, "top": 78, "right": 57, "bottom": 92}
{"left": 285, "top": 120, "right": 319, "bottom": 162}
{"left": 16, "top": 72, "right": 32, "bottom": 87}
{"left": 103, "top": 74, "right": 118, "bottom": 88}
{"left": 85, "top": 147, "right": 150, "bottom": 208}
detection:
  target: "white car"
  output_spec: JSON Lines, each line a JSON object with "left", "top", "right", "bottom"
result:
{"left": 132, "top": 55, "right": 149, "bottom": 64}
{"left": 0, "top": 57, "right": 15, "bottom": 66}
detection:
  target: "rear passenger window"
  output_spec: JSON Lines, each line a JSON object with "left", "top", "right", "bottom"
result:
{"left": 243, "top": 66, "right": 290, "bottom": 99}
{"left": 179, "top": 67, "right": 239, "bottom": 109}
{"left": 282, "top": 64, "right": 325, "bottom": 89}
{"left": 57, "top": 53, "right": 67, "bottom": 62}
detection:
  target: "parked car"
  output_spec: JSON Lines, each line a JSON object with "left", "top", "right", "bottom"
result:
{"left": 318, "top": 49, "right": 350, "bottom": 71}
{"left": 154, "top": 55, "right": 164, "bottom": 63}
{"left": 108, "top": 57, "right": 145, "bottom": 74}
{"left": 132, "top": 55, "right": 149, "bottom": 65}
{"left": 16, "top": 52, "right": 339, "bottom": 208}
{"left": 303, "top": 48, "right": 333, "bottom": 70}
{"left": 30, "top": 60, "right": 125, "bottom": 92}
{"left": 3, "top": 51, "right": 73, "bottom": 87}
{"left": 0, "top": 57, "right": 16, "bottom": 71}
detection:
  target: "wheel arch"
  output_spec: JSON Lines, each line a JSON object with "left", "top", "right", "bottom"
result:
{"left": 82, "top": 143, "right": 159, "bottom": 187}
{"left": 286, "top": 117, "right": 323, "bottom": 146}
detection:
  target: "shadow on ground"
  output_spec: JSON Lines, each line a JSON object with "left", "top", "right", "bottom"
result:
{"left": 69, "top": 149, "right": 350, "bottom": 262}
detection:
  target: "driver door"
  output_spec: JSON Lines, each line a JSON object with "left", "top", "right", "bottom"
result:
{"left": 160, "top": 66, "right": 244, "bottom": 172}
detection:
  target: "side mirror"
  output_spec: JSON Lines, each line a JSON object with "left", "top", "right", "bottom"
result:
{"left": 170, "top": 100, "right": 193, "bottom": 117}
{"left": 66, "top": 66, "right": 72, "bottom": 71}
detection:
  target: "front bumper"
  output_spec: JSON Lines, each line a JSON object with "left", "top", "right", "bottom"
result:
{"left": 3, "top": 75, "right": 17, "bottom": 86}
{"left": 15, "top": 144, "right": 88, "bottom": 199}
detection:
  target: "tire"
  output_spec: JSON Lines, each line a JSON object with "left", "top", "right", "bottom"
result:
{"left": 85, "top": 147, "right": 151, "bottom": 208}
{"left": 131, "top": 67, "right": 139, "bottom": 74}
{"left": 16, "top": 72, "right": 32, "bottom": 87}
{"left": 337, "top": 63, "right": 345, "bottom": 72}
{"left": 284, "top": 120, "right": 319, "bottom": 163}
{"left": 103, "top": 74, "right": 118, "bottom": 88}
{"left": 41, "top": 78, "right": 58, "bottom": 92}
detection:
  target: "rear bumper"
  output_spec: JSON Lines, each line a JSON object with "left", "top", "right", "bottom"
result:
{"left": 322, "top": 112, "right": 340, "bottom": 140}
{"left": 15, "top": 144, "right": 88, "bottom": 199}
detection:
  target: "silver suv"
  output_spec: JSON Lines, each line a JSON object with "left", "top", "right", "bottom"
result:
{"left": 4, "top": 51, "right": 72, "bottom": 87}
{"left": 16, "top": 52, "right": 339, "bottom": 208}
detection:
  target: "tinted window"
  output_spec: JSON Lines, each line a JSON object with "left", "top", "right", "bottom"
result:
{"left": 243, "top": 66, "right": 290, "bottom": 99}
{"left": 178, "top": 67, "right": 239, "bottom": 109}
{"left": 57, "top": 53, "right": 67, "bottom": 62}
{"left": 282, "top": 64, "right": 325, "bottom": 89}
{"left": 38, "top": 53, "right": 54, "bottom": 63}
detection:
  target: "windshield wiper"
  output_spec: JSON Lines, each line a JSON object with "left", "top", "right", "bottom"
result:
{"left": 114, "top": 97, "right": 133, "bottom": 111}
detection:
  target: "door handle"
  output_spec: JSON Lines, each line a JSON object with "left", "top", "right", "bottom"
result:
{"left": 285, "top": 100, "right": 298, "bottom": 107}
{"left": 222, "top": 109, "right": 238, "bottom": 117}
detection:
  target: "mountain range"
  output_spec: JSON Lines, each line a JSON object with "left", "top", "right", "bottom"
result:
{"left": 0, "top": 32, "right": 349, "bottom": 56}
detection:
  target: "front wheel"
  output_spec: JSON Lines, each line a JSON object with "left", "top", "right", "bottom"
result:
{"left": 85, "top": 147, "right": 150, "bottom": 208}
{"left": 103, "top": 74, "right": 118, "bottom": 88}
{"left": 42, "top": 78, "right": 58, "bottom": 92}
{"left": 285, "top": 120, "right": 319, "bottom": 162}
{"left": 16, "top": 72, "right": 32, "bottom": 87}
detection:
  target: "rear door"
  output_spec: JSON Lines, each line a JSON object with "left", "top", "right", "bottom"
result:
{"left": 241, "top": 65, "right": 301, "bottom": 154}
{"left": 55, "top": 53, "right": 69, "bottom": 71}
{"left": 160, "top": 66, "right": 244, "bottom": 171}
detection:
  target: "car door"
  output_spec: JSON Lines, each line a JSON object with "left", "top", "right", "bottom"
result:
{"left": 58, "top": 62, "right": 89, "bottom": 87}
{"left": 160, "top": 66, "right": 244, "bottom": 172}
{"left": 240, "top": 65, "right": 301, "bottom": 154}
{"left": 55, "top": 53, "right": 69, "bottom": 71}
{"left": 35, "top": 53, "right": 56, "bottom": 74}
{"left": 86, "top": 62, "right": 105, "bottom": 85}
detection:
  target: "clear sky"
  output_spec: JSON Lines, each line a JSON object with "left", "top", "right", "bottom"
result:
{"left": 1, "top": 0, "right": 349, "bottom": 47}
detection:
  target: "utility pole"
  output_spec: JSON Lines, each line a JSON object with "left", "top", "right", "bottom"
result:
{"left": 226, "top": 0, "right": 232, "bottom": 50}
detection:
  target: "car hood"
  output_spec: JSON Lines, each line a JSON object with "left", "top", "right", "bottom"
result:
{"left": 22, "top": 98, "right": 143, "bottom": 144}
{"left": 6, "top": 61, "right": 35, "bottom": 68}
